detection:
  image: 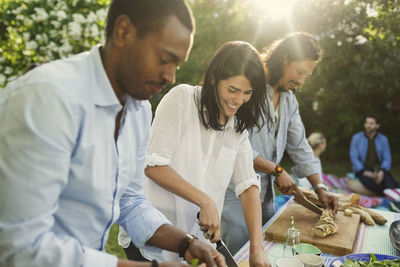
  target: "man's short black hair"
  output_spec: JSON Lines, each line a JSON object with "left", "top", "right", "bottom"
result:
{"left": 366, "top": 114, "right": 380, "bottom": 124}
{"left": 105, "top": 0, "right": 195, "bottom": 40}
{"left": 262, "top": 32, "right": 322, "bottom": 86}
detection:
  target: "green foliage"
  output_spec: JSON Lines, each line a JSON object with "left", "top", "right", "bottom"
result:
{"left": 1, "top": 0, "right": 399, "bottom": 162}
{"left": 291, "top": 0, "right": 400, "bottom": 161}
{"left": 0, "top": 0, "right": 109, "bottom": 86}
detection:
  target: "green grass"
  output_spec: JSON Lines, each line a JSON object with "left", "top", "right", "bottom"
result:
{"left": 105, "top": 224, "right": 127, "bottom": 259}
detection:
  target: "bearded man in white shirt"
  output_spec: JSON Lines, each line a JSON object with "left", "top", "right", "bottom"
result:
{"left": 0, "top": 1, "right": 225, "bottom": 267}
{"left": 221, "top": 32, "right": 339, "bottom": 254}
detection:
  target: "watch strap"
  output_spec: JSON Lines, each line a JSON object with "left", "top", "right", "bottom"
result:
{"left": 178, "top": 234, "right": 198, "bottom": 259}
{"left": 312, "top": 182, "right": 327, "bottom": 191}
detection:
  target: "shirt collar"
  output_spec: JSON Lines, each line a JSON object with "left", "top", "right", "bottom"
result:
{"left": 267, "top": 84, "right": 275, "bottom": 99}
{"left": 364, "top": 131, "right": 378, "bottom": 140}
{"left": 125, "top": 95, "right": 147, "bottom": 112}
{"left": 267, "top": 83, "right": 293, "bottom": 100}
{"left": 89, "top": 45, "right": 121, "bottom": 108}
{"left": 225, "top": 116, "right": 235, "bottom": 130}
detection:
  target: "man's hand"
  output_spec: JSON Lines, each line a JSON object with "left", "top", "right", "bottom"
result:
{"left": 275, "top": 170, "right": 298, "bottom": 195}
{"left": 185, "top": 239, "right": 226, "bottom": 267}
{"left": 315, "top": 189, "right": 338, "bottom": 214}
{"left": 363, "top": 170, "right": 377, "bottom": 180}
{"left": 249, "top": 246, "right": 271, "bottom": 267}
{"left": 376, "top": 170, "right": 384, "bottom": 185}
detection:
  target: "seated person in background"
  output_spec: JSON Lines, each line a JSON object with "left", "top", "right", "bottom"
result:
{"left": 350, "top": 114, "right": 399, "bottom": 196}
{"left": 298, "top": 132, "right": 327, "bottom": 188}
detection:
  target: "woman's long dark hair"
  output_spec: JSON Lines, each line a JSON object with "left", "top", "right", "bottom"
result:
{"left": 196, "top": 41, "right": 271, "bottom": 133}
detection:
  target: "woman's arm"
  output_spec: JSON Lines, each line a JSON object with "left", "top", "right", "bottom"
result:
{"left": 239, "top": 186, "right": 271, "bottom": 267}
{"left": 145, "top": 166, "right": 220, "bottom": 242}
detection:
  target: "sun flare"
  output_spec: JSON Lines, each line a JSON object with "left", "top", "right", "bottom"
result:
{"left": 253, "top": 0, "right": 298, "bottom": 20}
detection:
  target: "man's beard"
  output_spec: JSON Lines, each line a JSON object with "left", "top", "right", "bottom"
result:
{"left": 277, "top": 85, "right": 297, "bottom": 93}
{"left": 365, "top": 129, "right": 377, "bottom": 136}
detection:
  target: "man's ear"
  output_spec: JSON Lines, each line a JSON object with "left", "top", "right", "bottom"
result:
{"left": 376, "top": 123, "right": 380, "bottom": 129}
{"left": 112, "top": 15, "right": 136, "bottom": 48}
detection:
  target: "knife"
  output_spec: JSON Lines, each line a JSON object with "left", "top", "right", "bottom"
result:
{"left": 292, "top": 190, "right": 323, "bottom": 215}
{"left": 196, "top": 212, "right": 238, "bottom": 267}
{"left": 274, "top": 181, "right": 322, "bottom": 215}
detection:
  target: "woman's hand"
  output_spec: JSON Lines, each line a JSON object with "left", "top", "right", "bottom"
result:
{"left": 249, "top": 246, "right": 271, "bottom": 267}
{"left": 198, "top": 199, "right": 220, "bottom": 243}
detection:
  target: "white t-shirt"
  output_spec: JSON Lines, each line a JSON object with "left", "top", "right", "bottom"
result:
{"left": 141, "top": 84, "right": 260, "bottom": 261}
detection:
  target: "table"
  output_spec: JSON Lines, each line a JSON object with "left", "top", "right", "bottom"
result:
{"left": 233, "top": 198, "right": 400, "bottom": 266}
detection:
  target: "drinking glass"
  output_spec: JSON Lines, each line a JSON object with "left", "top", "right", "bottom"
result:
{"left": 283, "top": 228, "right": 301, "bottom": 257}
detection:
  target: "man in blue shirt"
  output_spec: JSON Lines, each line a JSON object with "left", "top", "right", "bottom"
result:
{"left": 350, "top": 114, "right": 398, "bottom": 195}
{"left": 0, "top": 1, "right": 225, "bottom": 267}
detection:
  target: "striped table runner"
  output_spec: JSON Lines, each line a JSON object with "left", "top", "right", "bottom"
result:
{"left": 234, "top": 199, "right": 400, "bottom": 266}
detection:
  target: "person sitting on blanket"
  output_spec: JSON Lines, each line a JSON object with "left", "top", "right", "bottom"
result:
{"left": 350, "top": 114, "right": 399, "bottom": 196}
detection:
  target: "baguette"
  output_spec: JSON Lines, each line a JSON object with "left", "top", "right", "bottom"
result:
{"left": 347, "top": 206, "right": 375, "bottom": 225}
{"left": 312, "top": 209, "right": 337, "bottom": 238}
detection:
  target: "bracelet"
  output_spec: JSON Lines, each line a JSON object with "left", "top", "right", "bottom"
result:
{"left": 312, "top": 182, "right": 327, "bottom": 191}
{"left": 151, "top": 260, "right": 158, "bottom": 267}
{"left": 178, "top": 233, "right": 198, "bottom": 259}
{"left": 270, "top": 165, "right": 283, "bottom": 178}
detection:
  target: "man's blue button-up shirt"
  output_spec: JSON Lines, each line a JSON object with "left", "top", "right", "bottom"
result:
{"left": 0, "top": 46, "right": 169, "bottom": 267}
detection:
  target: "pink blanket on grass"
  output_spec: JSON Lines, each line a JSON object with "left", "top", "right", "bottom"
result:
{"left": 322, "top": 173, "right": 386, "bottom": 208}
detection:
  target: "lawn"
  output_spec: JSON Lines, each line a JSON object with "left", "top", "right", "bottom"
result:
{"left": 106, "top": 224, "right": 127, "bottom": 259}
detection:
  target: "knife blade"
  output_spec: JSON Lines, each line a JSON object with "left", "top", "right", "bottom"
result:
{"left": 273, "top": 180, "right": 322, "bottom": 215}
{"left": 215, "top": 239, "right": 238, "bottom": 267}
{"left": 292, "top": 191, "right": 323, "bottom": 215}
{"left": 196, "top": 212, "right": 238, "bottom": 267}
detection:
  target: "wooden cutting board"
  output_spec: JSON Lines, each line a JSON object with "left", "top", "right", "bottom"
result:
{"left": 264, "top": 200, "right": 361, "bottom": 256}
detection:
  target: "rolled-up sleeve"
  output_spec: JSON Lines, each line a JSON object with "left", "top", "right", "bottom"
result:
{"left": 233, "top": 131, "right": 261, "bottom": 198}
{"left": 285, "top": 98, "right": 319, "bottom": 178}
{"left": 0, "top": 85, "right": 117, "bottom": 267}
{"left": 146, "top": 86, "right": 187, "bottom": 167}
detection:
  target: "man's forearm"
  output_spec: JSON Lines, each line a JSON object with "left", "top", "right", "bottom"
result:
{"left": 147, "top": 224, "right": 187, "bottom": 252}
{"left": 307, "top": 173, "right": 321, "bottom": 187}
{"left": 253, "top": 155, "right": 276, "bottom": 174}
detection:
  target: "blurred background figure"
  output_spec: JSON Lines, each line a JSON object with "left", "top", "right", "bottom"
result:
{"left": 298, "top": 133, "right": 327, "bottom": 188}
{"left": 349, "top": 114, "right": 399, "bottom": 196}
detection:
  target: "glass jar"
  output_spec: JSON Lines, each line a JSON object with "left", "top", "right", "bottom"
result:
{"left": 283, "top": 228, "right": 301, "bottom": 257}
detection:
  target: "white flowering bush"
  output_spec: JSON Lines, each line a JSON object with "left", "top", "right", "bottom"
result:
{"left": 0, "top": 0, "right": 110, "bottom": 88}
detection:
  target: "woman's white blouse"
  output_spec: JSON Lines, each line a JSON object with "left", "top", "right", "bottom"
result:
{"left": 142, "top": 84, "right": 260, "bottom": 261}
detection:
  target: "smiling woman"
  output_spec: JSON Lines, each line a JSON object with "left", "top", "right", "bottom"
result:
{"left": 119, "top": 41, "right": 273, "bottom": 266}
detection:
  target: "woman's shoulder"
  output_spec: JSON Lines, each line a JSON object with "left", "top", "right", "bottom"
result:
{"left": 167, "top": 83, "right": 197, "bottom": 97}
